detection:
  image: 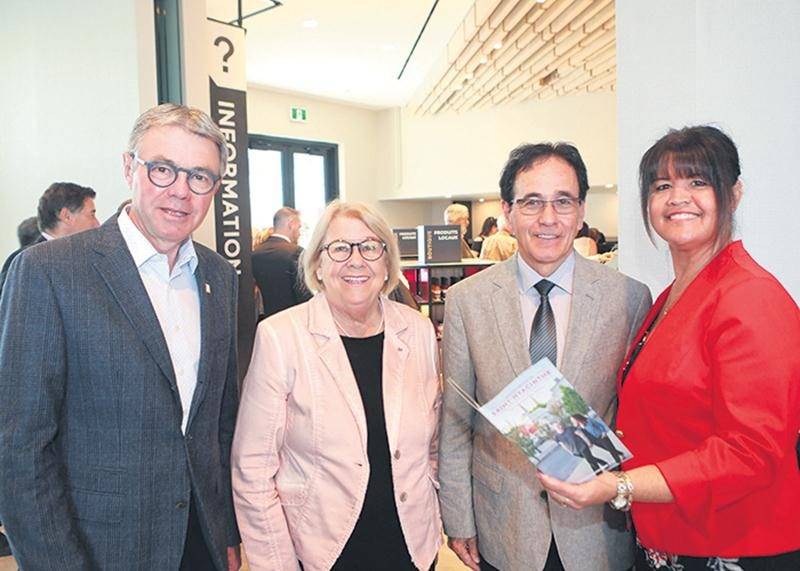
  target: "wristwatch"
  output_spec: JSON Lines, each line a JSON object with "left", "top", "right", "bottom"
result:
{"left": 608, "top": 471, "right": 634, "bottom": 511}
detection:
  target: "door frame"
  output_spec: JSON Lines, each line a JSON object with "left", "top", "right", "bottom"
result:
{"left": 248, "top": 134, "right": 340, "bottom": 207}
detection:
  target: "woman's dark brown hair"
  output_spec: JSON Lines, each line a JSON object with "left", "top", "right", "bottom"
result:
{"left": 639, "top": 125, "right": 741, "bottom": 245}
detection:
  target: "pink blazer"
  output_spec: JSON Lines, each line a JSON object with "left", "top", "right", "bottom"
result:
{"left": 232, "top": 293, "right": 442, "bottom": 570}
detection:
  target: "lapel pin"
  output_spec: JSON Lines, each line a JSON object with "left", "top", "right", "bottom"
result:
{"left": 205, "top": 283, "right": 212, "bottom": 294}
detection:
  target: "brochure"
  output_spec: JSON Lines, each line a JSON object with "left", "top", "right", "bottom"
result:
{"left": 447, "top": 358, "right": 632, "bottom": 483}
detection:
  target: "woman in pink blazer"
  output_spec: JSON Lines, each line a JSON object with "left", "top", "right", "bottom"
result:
{"left": 232, "top": 201, "right": 442, "bottom": 570}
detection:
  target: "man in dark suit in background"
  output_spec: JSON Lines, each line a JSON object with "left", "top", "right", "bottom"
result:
{"left": 252, "top": 206, "right": 311, "bottom": 318}
{"left": 0, "top": 104, "right": 241, "bottom": 570}
{"left": 0, "top": 182, "right": 98, "bottom": 296}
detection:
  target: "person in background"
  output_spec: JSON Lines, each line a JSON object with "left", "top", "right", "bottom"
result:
{"left": 573, "top": 222, "right": 598, "bottom": 257}
{"left": 16, "top": 217, "right": 42, "bottom": 249}
{"left": 0, "top": 103, "right": 241, "bottom": 570}
{"left": 232, "top": 200, "right": 441, "bottom": 570}
{"left": 0, "top": 182, "right": 98, "bottom": 296}
{"left": 251, "top": 206, "right": 311, "bottom": 319}
{"left": 440, "top": 142, "right": 651, "bottom": 571}
{"left": 479, "top": 215, "right": 517, "bottom": 261}
{"left": 471, "top": 216, "right": 497, "bottom": 255}
{"left": 538, "top": 126, "right": 800, "bottom": 570}
{"left": 445, "top": 202, "right": 477, "bottom": 258}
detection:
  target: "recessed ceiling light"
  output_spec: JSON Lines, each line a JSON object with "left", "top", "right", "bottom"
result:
{"left": 492, "top": 41, "right": 503, "bottom": 50}
{"left": 479, "top": 55, "right": 489, "bottom": 64}
{"left": 301, "top": 19, "right": 318, "bottom": 29}
{"left": 479, "top": 198, "right": 485, "bottom": 203}
{"left": 465, "top": 71, "right": 474, "bottom": 80}
{"left": 605, "top": 183, "right": 615, "bottom": 188}
{"left": 535, "top": 0, "right": 546, "bottom": 4}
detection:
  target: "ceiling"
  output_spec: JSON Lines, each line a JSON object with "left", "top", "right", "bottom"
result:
{"left": 205, "top": 0, "right": 616, "bottom": 112}
{"left": 206, "top": 0, "right": 474, "bottom": 109}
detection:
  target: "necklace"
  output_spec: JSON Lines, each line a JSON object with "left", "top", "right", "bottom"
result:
{"left": 332, "top": 307, "right": 385, "bottom": 338}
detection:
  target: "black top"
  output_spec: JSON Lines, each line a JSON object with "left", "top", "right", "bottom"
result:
{"left": 332, "top": 332, "right": 416, "bottom": 571}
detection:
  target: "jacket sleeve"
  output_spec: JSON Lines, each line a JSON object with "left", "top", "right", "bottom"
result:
{"left": 231, "top": 321, "right": 301, "bottom": 571}
{"left": 655, "top": 277, "right": 800, "bottom": 524}
{"left": 438, "top": 289, "right": 479, "bottom": 539}
{"left": 220, "top": 267, "right": 241, "bottom": 546}
{"left": 0, "top": 252, "right": 93, "bottom": 569}
{"left": 424, "top": 318, "right": 442, "bottom": 482}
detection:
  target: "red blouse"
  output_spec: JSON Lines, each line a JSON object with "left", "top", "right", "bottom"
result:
{"left": 616, "top": 241, "right": 800, "bottom": 557}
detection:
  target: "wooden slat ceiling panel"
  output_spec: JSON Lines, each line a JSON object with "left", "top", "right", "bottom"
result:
{"left": 413, "top": 0, "right": 616, "bottom": 115}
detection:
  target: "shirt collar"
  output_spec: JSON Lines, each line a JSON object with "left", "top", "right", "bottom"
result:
{"left": 516, "top": 251, "right": 575, "bottom": 295}
{"left": 271, "top": 233, "right": 291, "bottom": 243}
{"left": 41, "top": 231, "right": 56, "bottom": 241}
{"left": 118, "top": 207, "right": 198, "bottom": 275}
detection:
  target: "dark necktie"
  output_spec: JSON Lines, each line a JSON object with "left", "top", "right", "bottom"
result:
{"left": 529, "top": 279, "right": 557, "bottom": 367}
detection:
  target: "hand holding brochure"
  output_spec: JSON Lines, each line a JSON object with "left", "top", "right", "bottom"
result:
{"left": 447, "top": 358, "right": 632, "bottom": 484}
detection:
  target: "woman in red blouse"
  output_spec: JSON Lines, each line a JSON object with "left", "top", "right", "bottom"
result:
{"left": 538, "top": 125, "right": 800, "bottom": 570}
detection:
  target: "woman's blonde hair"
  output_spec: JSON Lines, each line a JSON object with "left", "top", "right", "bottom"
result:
{"left": 301, "top": 200, "right": 400, "bottom": 295}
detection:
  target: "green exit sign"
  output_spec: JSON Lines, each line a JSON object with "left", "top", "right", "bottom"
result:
{"left": 290, "top": 106, "right": 308, "bottom": 122}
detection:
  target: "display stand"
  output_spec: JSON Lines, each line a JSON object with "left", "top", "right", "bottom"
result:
{"left": 401, "top": 258, "right": 495, "bottom": 338}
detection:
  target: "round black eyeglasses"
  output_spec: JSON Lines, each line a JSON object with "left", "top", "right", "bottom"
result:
{"left": 132, "top": 155, "right": 220, "bottom": 195}
{"left": 322, "top": 239, "right": 387, "bottom": 262}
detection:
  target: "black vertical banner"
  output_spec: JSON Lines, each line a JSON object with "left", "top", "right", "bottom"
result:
{"left": 208, "top": 22, "right": 254, "bottom": 380}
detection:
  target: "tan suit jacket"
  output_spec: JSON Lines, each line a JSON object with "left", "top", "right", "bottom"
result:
{"left": 439, "top": 253, "right": 651, "bottom": 571}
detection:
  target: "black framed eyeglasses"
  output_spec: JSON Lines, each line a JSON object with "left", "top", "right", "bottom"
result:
{"left": 512, "top": 196, "right": 581, "bottom": 216}
{"left": 322, "top": 239, "right": 386, "bottom": 262}
{"left": 132, "top": 155, "right": 220, "bottom": 195}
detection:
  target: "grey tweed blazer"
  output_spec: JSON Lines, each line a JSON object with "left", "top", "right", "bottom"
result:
{"left": 0, "top": 217, "right": 240, "bottom": 570}
{"left": 439, "top": 253, "right": 651, "bottom": 571}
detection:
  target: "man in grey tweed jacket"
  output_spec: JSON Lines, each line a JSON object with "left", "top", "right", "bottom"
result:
{"left": 440, "top": 143, "right": 651, "bottom": 571}
{"left": 0, "top": 104, "right": 240, "bottom": 570}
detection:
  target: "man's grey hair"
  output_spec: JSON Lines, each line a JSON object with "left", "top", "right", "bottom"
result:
{"left": 497, "top": 215, "right": 509, "bottom": 232}
{"left": 444, "top": 203, "right": 469, "bottom": 225}
{"left": 127, "top": 103, "right": 228, "bottom": 176}
{"left": 273, "top": 207, "right": 300, "bottom": 229}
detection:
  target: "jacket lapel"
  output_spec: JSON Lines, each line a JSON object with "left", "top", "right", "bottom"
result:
{"left": 560, "top": 255, "right": 601, "bottom": 393}
{"left": 186, "top": 251, "right": 224, "bottom": 431}
{"left": 489, "top": 257, "right": 531, "bottom": 380}
{"left": 91, "top": 219, "right": 179, "bottom": 397}
{"left": 308, "top": 294, "right": 368, "bottom": 453}
{"left": 381, "top": 299, "right": 409, "bottom": 454}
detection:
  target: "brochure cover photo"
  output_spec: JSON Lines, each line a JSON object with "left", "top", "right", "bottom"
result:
{"left": 448, "top": 358, "right": 632, "bottom": 484}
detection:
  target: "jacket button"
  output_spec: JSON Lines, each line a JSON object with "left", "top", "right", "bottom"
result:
{"left": 393, "top": 450, "right": 401, "bottom": 460}
{"left": 615, "top": 429, "right": 624, "bottom": 439}
{"left": 175, "top": 500, "right": 188, "bottom": 509}
{"left": 399, "top": 492, "right": 407, "bottom": 503}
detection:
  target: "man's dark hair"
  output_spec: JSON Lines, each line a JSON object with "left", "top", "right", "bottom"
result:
{"left": 499, "top": 143, "right": 590, "bottom": 204}
{"left": 37, "top": 182, "right": 96, "bottom": 232}
{"left": 16, "top": 216, "right": 41, "bottom": 247}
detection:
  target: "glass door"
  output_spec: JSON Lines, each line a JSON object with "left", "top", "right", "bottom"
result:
{"left": 248, "top": 135, "right": 339, "bottom": 246}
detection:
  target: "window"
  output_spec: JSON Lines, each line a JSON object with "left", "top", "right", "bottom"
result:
{"left": 248, "top": 135, "right": 339, "bottom": 247}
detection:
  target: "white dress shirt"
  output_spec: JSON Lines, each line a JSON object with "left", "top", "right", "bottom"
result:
{"left": 118, "top": 208, "right": 201, "bottom": 433}
{"left": 270, "top": 233, "right": 291, "bottom": 243}
{"left": 516, "top": 252, "right": 576, "bottom": 369}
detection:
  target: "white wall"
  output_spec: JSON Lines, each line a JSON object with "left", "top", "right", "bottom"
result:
{"left": 0, "top": 1, "right": 156, "bottom": 256}
{"left": 617, "top": 0, "right": 800, "bottom": 299}
{"left": 392, "top": 92, "right": 618, "bottom": 200}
